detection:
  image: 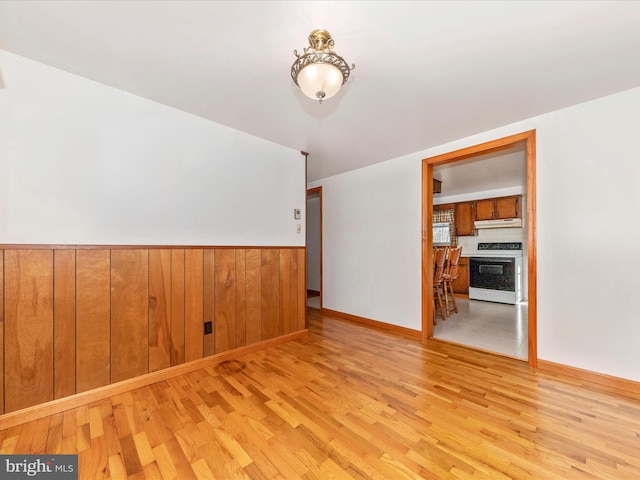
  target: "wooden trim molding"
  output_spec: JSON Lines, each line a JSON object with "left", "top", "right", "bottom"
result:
{"left": 421, "top": 130, "right": 538, "bottom": 367}
{"left": 537, "top": 360, "right": 640, "bottom": 399}
{"left": 0, "top": 244, "right": 307, "bottom": 250}
{"left": 0, "top": 330, "right": 308, "bottom": 431}
{"left": 322, "top": 308, "right": 422, "bottom": 338}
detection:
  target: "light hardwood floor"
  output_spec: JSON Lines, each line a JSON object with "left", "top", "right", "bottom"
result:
{"left": 1, "top": 308, "right": 639, "bottom": 479}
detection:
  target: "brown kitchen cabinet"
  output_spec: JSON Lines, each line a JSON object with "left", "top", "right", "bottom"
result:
{"left": 475, "top": 195, "right": 521, "bottom": 220}
{"left": 451, "top": 256, "right": 469, "bottom": 294}
{"left": 455, "top": 202, "right": 475, "bottom": 236}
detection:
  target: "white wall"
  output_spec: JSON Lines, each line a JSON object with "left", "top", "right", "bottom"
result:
{"left": 0, "top": 50, "right": 305, "bottom": 246}
{"left": 311, "top": 85, "right": 640, "bottom": 382}
{"left": 309, "top": 156, "right": 422, "bottom": 328}
{"left": 306, "top": 194, "right": 321, "bottom": 292}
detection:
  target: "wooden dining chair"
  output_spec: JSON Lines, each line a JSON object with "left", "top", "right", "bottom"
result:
{"left": 443, "top": 246, "right": 462, "bottom": 316}
{"left": 433, "top": 247, "right": 447, "bottom": 324}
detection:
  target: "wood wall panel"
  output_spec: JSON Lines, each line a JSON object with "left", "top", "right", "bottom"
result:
{"left": 149, "top": 249, "right": 172, "bottom": 373}
{"left": 1, "top": 245, "right": 306, "bottom": 415}
{"left": 279, "top": 249, "right": 292, "bottom": 335}
{"left": 170, "top": 249, "right": 185, "bottom": 366}
{"left": 111, "top": 250, "right": 149, "bottom": 383}
{"left": 261, "top": 249, "right": 280, "bottom": 340}
{"left": 54, "top": 250, "right": 76, "bottom": 399}
{"left": 290, "top": 248, "right": 299, "bottom": 334}
{"left": 203, "top": 250, "right": 215, "bottom": 357}
{"left": 0, "top": 251, "right": 3, "bottom": 414}
{"left": 235, "top": 250, "right": 247, "bottom": 348}
{"left": 184, "top": 249, "right": 203, "bottom": 362}
{"left": 245, "top": 250, "right": 262, "bottom": 345}
{"left": 215, "top": 249, "right": 237, "bottom": 354}
{"left": 297, "top": 249, "right": 306, "bottom": 331}
{"left": 76, "top": 250, "right": 111, "bottom": 393}
{"left": 4, "top": 250, "right": 54, "bottom": 413}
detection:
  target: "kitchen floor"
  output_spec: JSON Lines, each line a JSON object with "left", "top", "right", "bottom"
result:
{"left": 433, "top": 297, "right": 528, "bottom": 360}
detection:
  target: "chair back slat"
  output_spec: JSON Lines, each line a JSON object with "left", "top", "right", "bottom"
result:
{"left": 433, "top": 247, "right": 447, "bottom": 284}
{"left": 445, "top": 246, "right": 462, "bottom": 278}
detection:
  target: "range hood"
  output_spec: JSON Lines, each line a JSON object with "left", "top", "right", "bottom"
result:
{"left": 474, "top": 218, "right": 523, "bottom": 229}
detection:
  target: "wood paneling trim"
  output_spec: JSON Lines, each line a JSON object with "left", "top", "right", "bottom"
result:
{"left": 76, "top": 250, "right": 111, "bottom": 393}
{"left": 214, "top": 249, "right": 237, "bottom": 354}
{"left": 53, "top": 250, "right": 76, "bottom": 400}
{"left": 296, "top": 249, "right": 306, "bottom": 331}
{"left": 185, "top": 249, "right": 204, "bottom": 362}
{"left": 170, "top": 249, "right": 185, "bottom": 366}
{"left": 4, "top": 250, "right": 54, "bottom": 413}
{"left": 149, "top": 249, "right": 172, "bottom": 372}
{"left": 245, "top": 250, "right": 262, "bottom": 345}
{"left": 111, "top": 249, "right": 149, "bottom": 383}
{"left": 279, "top": 249, "right": 292, "bottom": 335}
{"left": 203, "top": 249, "right": 216, "bottom": 357}
{"left": 0, "top": 251, "right": 4, "bottom": 414}
{"left": 1, "top": 245, "right": 306, "bottom": 417}
{"left": 0, "top": 244, "right": 307, "bottom": 250}
{"left": 0, "top": 329, "right": 308, "bottom": 431}
{"left": 235, "top": 250, "right": 247, "bottom": 348}
{"left": 261, "top": 249, "right": 280, "bottom": 340}
{"left": 322, "top": 308, "right": 422, "bottom": 338}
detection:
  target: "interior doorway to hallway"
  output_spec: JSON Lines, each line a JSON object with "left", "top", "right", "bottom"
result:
{"left": 306, "top": 186, "right": 322, "bottom": 309}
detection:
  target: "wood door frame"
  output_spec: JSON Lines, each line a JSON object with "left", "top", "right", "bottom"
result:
{"left": 306, "top": 186, "right": 323, "bottom": 310}
{"left": 421, "top": 130, "right": 538, "bottom": 367}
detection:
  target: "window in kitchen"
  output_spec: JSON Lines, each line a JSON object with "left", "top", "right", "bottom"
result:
{"left": 433, "top": 208, "right": 457, "bottom": 246}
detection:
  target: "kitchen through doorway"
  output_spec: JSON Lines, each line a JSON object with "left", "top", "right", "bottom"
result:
{"left": 432, "top": 148, "right": 528, "bottom": 359}
{"left": 422, "top": 130, "right": 537, "bottom": 367}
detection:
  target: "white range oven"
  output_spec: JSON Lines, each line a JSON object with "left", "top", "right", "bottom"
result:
{"left": 468, "top": 242, "right": 523, "bottom": 305}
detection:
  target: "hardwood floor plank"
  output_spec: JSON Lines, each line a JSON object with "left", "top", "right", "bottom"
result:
{"left": 2, "top": 309, "right": 640, "bottom": 479}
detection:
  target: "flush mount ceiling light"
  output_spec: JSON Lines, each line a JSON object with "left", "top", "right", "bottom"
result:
{"left": 291, "top": 29, "right": 355, "bottom": 104}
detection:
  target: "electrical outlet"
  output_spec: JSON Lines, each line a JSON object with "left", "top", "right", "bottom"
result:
{"left": 204, "top": 321, "right": 213, "bottom": 335}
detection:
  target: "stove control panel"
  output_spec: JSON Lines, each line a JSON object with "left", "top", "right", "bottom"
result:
{"left": 477, "top": 242, "right": 523, "bottom": 251}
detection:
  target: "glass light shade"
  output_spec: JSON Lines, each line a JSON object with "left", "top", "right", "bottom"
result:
{"left": 296, "top": 62, "right": 344, "bottom": 101}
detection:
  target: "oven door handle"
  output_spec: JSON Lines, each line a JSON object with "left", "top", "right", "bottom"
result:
{"left": 470, "top": 257, "right": 514, "bottom": 263}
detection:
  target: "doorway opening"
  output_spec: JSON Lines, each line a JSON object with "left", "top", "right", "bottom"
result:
{"left": 421, "top": 130, "right": 537, "bottom": 367}
{"left": 306, "top": 186, "right": 322, "bottom": 310}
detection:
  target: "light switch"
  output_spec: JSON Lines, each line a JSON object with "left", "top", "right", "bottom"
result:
{"left": 294, "top": 208, "right": 301, "bottom": 220}
{"left": 297, "top": 224, "right": 302, "bottom": 234}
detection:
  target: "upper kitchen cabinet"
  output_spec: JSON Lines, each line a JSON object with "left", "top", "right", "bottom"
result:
{"left": 455, "top": 202, "right": 475, "bottom": 236}
{"left": 475, "top": 195, "right": 521, "bottom": 221}
{"left": 434, "top": 202, "right": 475, "bottom": 237}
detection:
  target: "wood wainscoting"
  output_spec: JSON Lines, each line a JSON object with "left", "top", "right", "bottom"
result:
{"left": 0, "top": 246, "right": 307, "bottom": 415}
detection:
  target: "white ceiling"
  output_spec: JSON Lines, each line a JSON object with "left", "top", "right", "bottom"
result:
{"left": 1, "top": 1, "right": 640, "bottom": 183}
{"left": 433, "top": 145, "right": 527, "bottom": 198}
